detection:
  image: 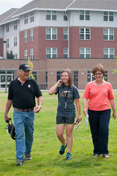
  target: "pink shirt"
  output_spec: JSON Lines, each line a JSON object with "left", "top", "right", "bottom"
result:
{"left": 83, "top": 81, "right": 114, "bottom": 111}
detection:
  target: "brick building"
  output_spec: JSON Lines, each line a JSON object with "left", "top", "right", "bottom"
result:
{"left": 0, "top": 0, "right": 117, "bottom": 90}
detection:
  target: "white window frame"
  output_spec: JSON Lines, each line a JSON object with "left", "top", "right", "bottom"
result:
{"left": 80, "top": 28, "right": 90, "bottom": 40}
{"left": 30, "top": 11, "right": 34, "bottom": 22}
{"left": 30, "top": 29, "right": 34, "bottom": 41}
{"left": 104, "top": 48, "right": 114, "bottom": 58}
{"left": 24, "top": 50, "right": 28, "bottom": 60}
{"left": 6, "top": 23, "right": 9, "bottom": 32}
{"left": 63, "top": 28, "right": 68, "bottom": 40}
{"left": 24, "top": 13, "right": 28, "bottom": 24}
{"left": 80, "top": 10, "right": 90, "bottom": 20}
{"left": 46, "top": 28, "right": 57, "bottom": 40}
{"left": 30, "top": 49, "right": 34, "bottom": 60}
{"left": 46, "top": 48, "right": 57, "bottom": 59}
{"left": 104, "top": 11, "right": 113, "bottom": 21}
{"left": 46, "top": 11, "right": 57, "bottom": 20}
{"left": 80, "top": 48, "right": 91, "bottom": 58}
{"left": 103, "top": 29, "right": 114, "bottom": 40}
{"left": 24, "top": 31, "right": 28, "bottom": 43}
{"left": 14, "top": 21, "right": 17, "bottom": 30}
{"left": 6, "top": 39, "right": 9, "bottom": 48}
{"left": 64, "top": 48, "right": 68, "bottom": 58}
{"left": 14, "top": 37, "right": 17, "bottom": 46}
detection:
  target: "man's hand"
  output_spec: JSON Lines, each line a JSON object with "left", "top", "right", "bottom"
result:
{"left": 34, "top": 105, "right": 42, "bottom": 113}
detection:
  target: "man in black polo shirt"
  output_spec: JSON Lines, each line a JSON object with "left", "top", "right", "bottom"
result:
{"left": 4, "top": 63, "right": 42, "bottom": 166}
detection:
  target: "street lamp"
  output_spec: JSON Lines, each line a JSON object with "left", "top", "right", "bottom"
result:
{"left": 2, "top": 41, "right": 7, "bottom": 93}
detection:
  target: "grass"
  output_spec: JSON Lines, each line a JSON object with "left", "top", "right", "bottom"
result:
{"left": 0, "top": 91, "right": 117, "bottom": 176}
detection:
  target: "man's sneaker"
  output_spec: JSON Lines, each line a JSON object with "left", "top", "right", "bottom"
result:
{"left": 59, "top": 143, "right": 67, "bottom": 155}
{"left": 66, "top": 153, "right": 72, "bottom": 160}
{"left": 16, "top": 160, "right": 23, "bottom": 166}
{"left": 25, "top": 154, "right": 32, "bottom": 160}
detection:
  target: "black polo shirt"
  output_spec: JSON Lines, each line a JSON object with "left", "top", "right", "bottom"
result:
{"left": 8, "top": 77, "right": 42, "bottom": 109}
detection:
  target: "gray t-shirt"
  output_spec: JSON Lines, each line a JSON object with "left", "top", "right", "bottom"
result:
{"left": 56, "top": 85, "right": 80, "bottom": 118}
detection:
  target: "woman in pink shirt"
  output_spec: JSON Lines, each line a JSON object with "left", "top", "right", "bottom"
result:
{"left": 83, "top": 63, "right": 116, "bottom": 158}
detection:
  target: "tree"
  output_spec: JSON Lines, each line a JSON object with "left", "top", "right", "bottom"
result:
{"left": 27, "top": 57, "right": 35, "bottom": 79}
{"left": 7, "top": 50, "right": 14, "bottom": 59}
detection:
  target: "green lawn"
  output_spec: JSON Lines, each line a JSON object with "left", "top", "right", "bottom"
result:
{"left": 0, "top": 91, "right": 117, "bottom": 176}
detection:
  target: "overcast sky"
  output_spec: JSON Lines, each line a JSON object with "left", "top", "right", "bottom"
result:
{"left": 0, "top": 0, "right": 32, "bottom": 15}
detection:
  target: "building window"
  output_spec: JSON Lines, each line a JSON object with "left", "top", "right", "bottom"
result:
{"left": 104, "top": 71, "right": 108, "bottom": 81}
{"left": 57, "top": 71, "right": 62, "bottom": 81}
{"left": 80, "top": 48, "right": 91, "bottom": 58}
{"left": 14, "top": 21, "right": 17, "bottom": 30}
{"left": 14, "top": 37, "right": 17, "bottom": 46}
{"left": 87, "top": 71, "right": 94, "bottom": 82}
{"left": 64, "top": 48, "right": 68, "bottom": 58}
{"left": 80, "top": 10, "right": 90, "bottom": 20}
{"left": 104, "top": 12, "right": 113, "bottom": 21}
{"left": 6, "top": 23, "right": 9, "bottom": 32}
{"left": 80, "top": 28, "right": 90, "bottom": 40}
{"left": 6, "top": 39, "right": 9, "bottom": 48}
{"left": 24, "top": 50, "right": 28, "bottom": 60}
{"left": 46, "top": 11, "right": 57, "bottom": 20}
{"left": 32, "top": 71, "right": 37, "bottom": 81}
{"left": 24, "top": 13, "right": 28, "bottom": 24}
{"left": 104, "top": 29, "right": 114, "bottom": 40}
{"left": 73, "top": 71, "right": 78, "bottom": 87}
{"left": 30, "top": 11, "right": 34, "bottom": 22}
{"left": 14, "top": 54, "right": 17, "bottom": 59}
{"left": 63, "top": 12, "right": 68, "bottom": 21}
{"left": 64, "top": 28, "right": 68, "bottom": 40}
{"left": 24, "top": 31, "right": 28, "bottom": 43}
{"left": 30, "top": 29, "right": 34, "bottom": 41}
{"left": 104, "top": 48, "right": 114, "bottom": 58}
{"left": 46, "top": 28, "right": 57, "bottom": 40}
{"left": 30, "top": 49, "right": 34, "bottom": 60}
{"left": 46, "top": 48, "right": 57, "bottom": 58}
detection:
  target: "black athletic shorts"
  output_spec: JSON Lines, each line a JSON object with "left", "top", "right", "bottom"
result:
{"left": 56, "top": 116, "right": 75, "bottom": 124}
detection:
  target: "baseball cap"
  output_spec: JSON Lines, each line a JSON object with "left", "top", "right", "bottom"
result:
{"left": 19, "top": 63, "right": 30, "bottom": 71}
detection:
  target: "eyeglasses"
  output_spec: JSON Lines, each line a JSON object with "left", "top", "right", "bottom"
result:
{"left": 94, "top": 73, "right": 103, "bottom": 76}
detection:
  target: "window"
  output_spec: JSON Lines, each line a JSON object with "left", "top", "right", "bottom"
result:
{"left": 104, "top": 29, "right": 114, "bottom": 40}
{"left": 104, "top": 48, "right": 114, "bottom": 58}
{"left": 46, "top": 48, "right": 57, "bottom": 58}
{"left": 6, "top": 39, "right": 9, "bottom": 48}
{"left": 6, "top": 23, "right": 9, "bottom": 32}
{"left": 24, "top": 13, "right": 28, "bottom": 24}
{"left": 46, "top": 28, "right": 57, "bottom": 40}
{"left": 63, "top": 12, "right": 68, "bottom": 21}
{"left": 104, "top": 71, "right": 108, "bottom": 81}
{"left": 64, "top": 28, "right": 68, "bottom": 40}
{"left": 30, "top": 49, "right": 34, "bottom": 60}
{"left": 24, "top": 50, "right": 28, "bottom": 60}
{"left": 57, "top": 71, "right": 62, "bottom": 81}
{"left": 24, "top": 31, "right": 28, "bottom": 43}
{"left": 30, "top": 29, "right": 34, "bottom": 41}
{"left": 64, "top": 48, "right": 68, "bottom": 58}
{"left": 73, "top": 71, "right": 78, "bottom": 87}
{"left": 80, "top": 28, "right": 90, "bottom": 40}
{"left": 80, "top": 48, "right": 91, "bottom": 58}
{"left": 32, "top": 71, "right": 37, "bottom": 81}
{"left": 30, "top": 11, "right": 34, "bottom": 22}
{"left": 80, "top": 10, "right": 90, "bottom": 20}
{"left": 14, "top": 21, "right": 17, "bottom": 30}
{"left": 14, "top": 37, "right": 17, "bottom": 46}
{"left": 87, "top": 71, "right": 94, "bottom": 82}
{"left": 104, "top": 12, "right": 113, "bottom": 21}
{"left": 46, "top": 11, "right": 57, "bottom": 20}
